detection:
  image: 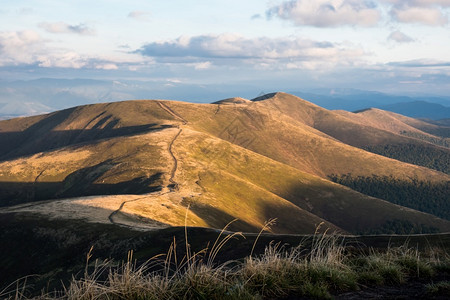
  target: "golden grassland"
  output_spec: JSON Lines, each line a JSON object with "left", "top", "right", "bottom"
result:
{"left": 0, "top": 93, "right": 449, "bottom": 234}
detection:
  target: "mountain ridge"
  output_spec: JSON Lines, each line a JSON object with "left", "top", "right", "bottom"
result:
{"left": 0, "top": 93, "right": 449, "bottom": 235}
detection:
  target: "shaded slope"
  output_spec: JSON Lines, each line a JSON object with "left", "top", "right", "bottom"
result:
{"left": 0, "top": 128, "right": 173, "bottom": 206}
{"left": 0, "top": 100, "right": 180, "bottom": 161}
{"left": 332, "top": 108, "right": 450, "bottom": 173}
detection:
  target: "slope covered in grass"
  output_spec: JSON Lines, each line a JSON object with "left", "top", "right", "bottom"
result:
{"left": 2, "top": 223, "right": 449, "bottom": 300}
{"left": 0, "top": 94, "right": 449, "bottom": 235}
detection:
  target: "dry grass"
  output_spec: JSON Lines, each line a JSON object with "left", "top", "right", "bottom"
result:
{"left": 2, "top": 223, "right": 448, "bottom": 300}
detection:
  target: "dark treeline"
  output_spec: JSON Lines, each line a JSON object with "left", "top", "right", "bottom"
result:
{"left": 364, "top": 143, "right": 449, "bottom": 174}
{"left": 329, "top": 173, "right": 450, "bottom": 220}
{"left": 400, "top": 130, "right": 450, "bottom": 147}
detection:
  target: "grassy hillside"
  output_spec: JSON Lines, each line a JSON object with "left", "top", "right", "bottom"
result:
{"left": 252, "top": 94, "right": 450, "bottom": 174}
{"left": 163, "top": 96, "right": 447, "bottom": 180}
{"left": 6, "top": 126, "right": 448, "bottom": 234}
{"left": 1, "top": 94, "right": 449, "bottom": 236}
{"left": 1, "top": 214, "right": 449, "bottom": 299}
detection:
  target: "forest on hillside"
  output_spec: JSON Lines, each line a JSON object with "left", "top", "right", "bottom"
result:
{"left": 364, "top": 143, "right": 449, "bottom": 174}
{"left": 329, "top": 173, "right": 450, "bottom": 221}
{"left": 400, "top": 131, "right": 450, "bottom": 146}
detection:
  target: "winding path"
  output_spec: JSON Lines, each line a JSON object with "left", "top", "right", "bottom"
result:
{"left": 108, "top": 101, "right": 188, "bottom": 228}
{"left": 167, "top": 128, "right": 182, "bottom": 191}
{"left": 107, "top": 195, "right": 150, "bottom": 227}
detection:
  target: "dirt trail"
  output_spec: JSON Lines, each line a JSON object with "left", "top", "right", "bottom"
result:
{"left": 6, "top": 101, "right": 189, "bottom": 229}
{"left": 107, "top": 195, "right": 150, "bottom": 227}
{"left": 214, "top": 104, "right": 221, "bottom": 115}
{"left": 167, "top": 129, "right": 182, "bottom": 191}
{"left": 34, "top": 170, "right": 45, "bottom": 183}
{"left": 157, "top": 101, "right": 188, "bottom": 124}
{"left": 108, "top": 126, "right": 184, "bottom": 228}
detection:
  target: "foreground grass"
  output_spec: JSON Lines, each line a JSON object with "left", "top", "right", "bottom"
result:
{"left": 3, "top": 228, "right": 450, "bottom": 300}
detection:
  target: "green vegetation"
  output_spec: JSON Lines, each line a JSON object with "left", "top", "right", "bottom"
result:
{"left": 329, "top": 173, "right": 450, "bottom": 220}
{"left": 364, "top": 143, "right": 450, "bottom": 174}
{"left": 3, "top": 230, "right": 449, "bottom": 300}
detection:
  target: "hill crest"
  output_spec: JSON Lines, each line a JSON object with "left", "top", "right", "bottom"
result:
{"left": 0, "top": 92, "right": 449, "bottom": 235}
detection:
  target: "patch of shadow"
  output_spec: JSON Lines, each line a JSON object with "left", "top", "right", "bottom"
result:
{"left": 58, "top": 161, "right": 164, "bottom": 197}
{"left": 251, "top": 92, "right": 278, "bottom": 102}
{"left": 0, "top": 109, "right": 173, "bottom": 161}
{"left": 0, "top": 162, "right": 164, "bottom": 207}
{"left": 188, "top": 202, "right": 259, "bottom": 233}
{"left": 259, "top": 199, "right": 333, "bottom": 235}
{"left": 0, "top": 212, "right": 170, "bottom": 295}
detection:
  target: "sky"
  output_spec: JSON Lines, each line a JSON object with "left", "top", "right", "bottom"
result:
{"left": 1, "top": 0, "right": 450, "bottom": 97}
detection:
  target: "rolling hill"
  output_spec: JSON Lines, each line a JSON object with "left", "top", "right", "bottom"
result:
{"left": 1, "top": 93, "right": 449, "bottom": 236}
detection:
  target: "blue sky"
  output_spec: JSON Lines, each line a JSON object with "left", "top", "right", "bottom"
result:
{"left": 1, "top": 0, "right": 450, "bottom": 96}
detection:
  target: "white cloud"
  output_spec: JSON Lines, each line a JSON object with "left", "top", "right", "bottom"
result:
{"left": 137, "top": 34, "right": 363, "bottom": 60}
{"left": 0, "top": 30, "right": 43, "bottom": 65}
{"left": 266, "top": 0, "right": 381, "bottom": 27}
{"left": 194, "top": 61, "right": 212, "bottom": 70}
{"left": 128, "top": 11, "right": 151, "bottom": 21}
{"left": 39, "top": 22, "right": 95, "bottom": 35}
{"left": 37, "top": 52, "right": 87, "bottom": 69}
{"left": 0, "top": 30, "right": 126, "bottom": 69}
{"left": 387, "top": 30, "right": 415, "bottom": 43}
{"left": 95, "top": 63, "right": 119, "bottom": 70}
{"left": 390, "top": 6, "right": 448, "bottom": 25}
{"left": 0, "top": 30, "right": 89, "bottom": 68}
{"left": 266, "top": 0, "right": 450, "bottom": 26}
{"left": 385, "top": 0, "right": 450, "bottom": 7}
{"left": 135, "top": 34, "right": 366, "bottom": 73}
{"left": 384, "top": 0, "right": 449, "bottom": 25}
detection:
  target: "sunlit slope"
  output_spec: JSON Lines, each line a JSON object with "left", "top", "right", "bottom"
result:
{"left": 0, "top": 128, "right": 174, "bottom": 206}
{"left": 354, "top": 108, "right": 450, "bottom": 143}
{"left": 175, "top": 129, "right": 450, "bottom": 233}
{"left": 251, "top": 92, "right": 448, "bottom": 148}
{"left": 2, "top": 126, "right": 449, "bottom": 234}
{"left": 159, "top": 97, "right": 448, "bottom": 181}
{"left": 1, "top": 95, "right": 449, "bottom": 234}
{"left": 337, "top": 109, "right": 438, "bottom": 137}
{"left": 0, "top": 126, "right": 340, "bottom": 234}
{"left": 332, "top": 108, "right": 449, "bottom": 173}
{"left": 2, "top": 96, "right": 447, "bottom": 183}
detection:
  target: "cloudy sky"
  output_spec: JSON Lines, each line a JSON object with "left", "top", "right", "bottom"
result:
{"left": 1, "top": 0, "right": 450, "bottom": 96}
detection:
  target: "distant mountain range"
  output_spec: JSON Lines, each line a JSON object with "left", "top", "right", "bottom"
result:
{"left": 1, "top": 79, "right": 449, "bottom": 120}
{"left": 290, "top": 89, "right": 450, "bottom": 120}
